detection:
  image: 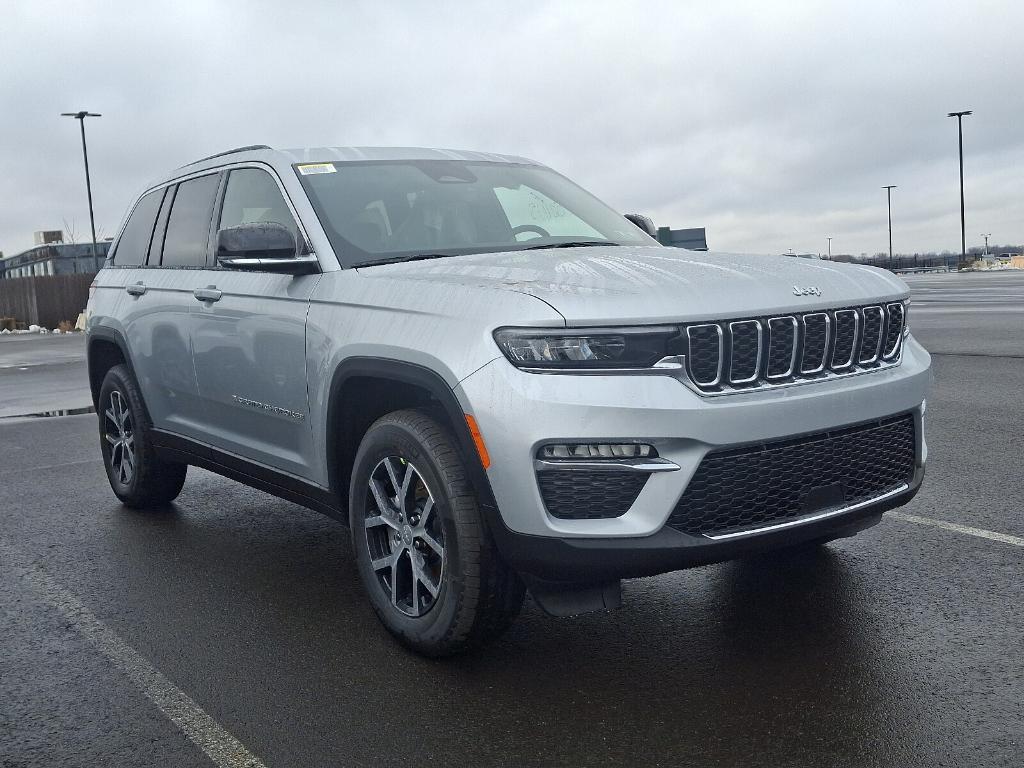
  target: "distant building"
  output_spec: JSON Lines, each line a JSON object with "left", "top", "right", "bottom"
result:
{"left": 657, "top": 227, "right": 708, "bottom": 251}
{"left": 0, "top": 240, "right": 110, "bottom": 279}
{"left": 34, "top": 230, "right": 64, "bottom": 246}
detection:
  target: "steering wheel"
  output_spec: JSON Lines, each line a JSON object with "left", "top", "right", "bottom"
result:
{"left": 511, "top": 224, "right": 551, "bottom": 241}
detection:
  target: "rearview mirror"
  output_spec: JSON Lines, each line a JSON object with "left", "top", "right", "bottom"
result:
{"left": 624, "top": 213, "right": 657, "bottom": 239}
{"left": 216, "top": 223, "right": 318, "bottom": 275}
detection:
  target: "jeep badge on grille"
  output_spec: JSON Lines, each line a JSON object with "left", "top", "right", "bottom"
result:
{"left": 792, "top": 285, "right": 823, "bottom": 296}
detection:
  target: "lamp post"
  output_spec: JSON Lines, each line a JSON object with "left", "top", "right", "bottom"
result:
{"left": 981, "top": 233, "right": 991, "bottom": 257}
{"left": 60, "top": 111, "right": 102, "bottom": 260}
{"left": 826, "top": 236, "right": 832, "bottom": 260}
{"left": 947, "top": 110, "right": 972, "bottom": 268}
{"left": 882, "top": 185, "right": 897, "bottom": 270}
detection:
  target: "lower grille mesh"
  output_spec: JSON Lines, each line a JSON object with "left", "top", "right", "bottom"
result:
{"left": 666, "top": 414, "right": 916, "bottom": 537}
{"left": 538, "top": 470, "right": 648, "bottom": 520}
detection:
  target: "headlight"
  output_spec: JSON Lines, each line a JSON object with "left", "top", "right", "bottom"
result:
{"left": 493, "top": 326, "right": 681, "bottom": 369}
{"left": 903, "top": 299, "right": 911, "bottom": 337}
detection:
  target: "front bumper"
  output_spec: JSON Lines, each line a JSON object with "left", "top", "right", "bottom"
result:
{"left": 456, "top": 336, "right": 931, "bottom": 578}
{"left": 489, "top": 467, "right": 922, "bottom": 581}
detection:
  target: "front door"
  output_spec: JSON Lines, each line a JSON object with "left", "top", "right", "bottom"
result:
{"left": 189, "top": 167, "right": 319, "bottom": 479}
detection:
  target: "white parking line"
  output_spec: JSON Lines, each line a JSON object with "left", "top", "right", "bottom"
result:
{"left": 889, "top": 512, "right": 1024, "bottom": 547}
{"left": 1, "top": 539, "right": 269, "bottom": 768}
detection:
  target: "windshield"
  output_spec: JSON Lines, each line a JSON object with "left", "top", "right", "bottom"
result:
{"left": 294, "top": 160, "right": 655, "bottom": 267}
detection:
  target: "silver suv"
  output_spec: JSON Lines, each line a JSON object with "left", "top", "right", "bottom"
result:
{"left": 86, "top": 146, "right": 931, "bottom": 655}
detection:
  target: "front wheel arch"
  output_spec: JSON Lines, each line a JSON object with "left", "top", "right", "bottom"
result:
{"left": 324, "top": 358, "right": 496, "bottom": 519}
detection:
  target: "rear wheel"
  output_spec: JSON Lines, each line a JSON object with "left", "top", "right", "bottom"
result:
{"left": 349, "top": 409, "right": 524, "bottom": 657}
{"left": 98, "top": 365, "right": 187, "bottom": 507}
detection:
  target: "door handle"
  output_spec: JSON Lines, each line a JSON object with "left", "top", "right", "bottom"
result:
{"left": 125, "top": 282, "right": 147, "bottom": 296}
{"left": 193, "top": 286, "right": 223, "bottom": 303}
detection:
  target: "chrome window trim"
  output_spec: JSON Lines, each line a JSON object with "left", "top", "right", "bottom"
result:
{"left": 686, "top": 324, "right": 724, "bottom": 387}
{"left": 882, "top": 302, "right": 905, "bottom": 359}
{"left": 703, "top": 483, "right": 910, "bottom": 540}
{"left": 800, "top": 312, "right": 831, "bottom": 375}
{"left": 830, "top": 309, "right": 860, "bottom": 370}
{"left": 109, "top": 160, "right": 319, "bottom": 271}
{"left": 766, "top": 316, "right": 799, "bottom": 380}
{"left": 859, "top": 306, "right": 884, "bottom": 364}
{"left": 727, "top": 320, "right": 763, "bottom": 384}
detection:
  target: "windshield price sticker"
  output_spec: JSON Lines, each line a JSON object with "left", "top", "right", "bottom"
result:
{"left": 297, "top": 163, "right": 336, "bottom": 175}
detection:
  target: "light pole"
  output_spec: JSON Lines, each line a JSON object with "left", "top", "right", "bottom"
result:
{"left": 882, "top": 185, "right": 897, "bottom": 270}
{"left": 981, "top": 233, "right": 991, "bottom": 257}
{"left": 826, "top": 236, "right": 832, "bottom": 260}
{"left": 947, "top": 110, "right": 972, "bottom": 268}
{"left": 61, "top": 111, "right": 102, "bottom": 260}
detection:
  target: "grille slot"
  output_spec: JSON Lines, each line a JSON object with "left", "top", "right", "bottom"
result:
{"left": 801, "top": 313, "right": 830, "bottom": 374}
{"left": 686, "top": 324, "right": 723, "bottom": 386}
{"left": 859, "top": 306, "right": 883, "bottom": 363}
{"left": 728, "top": 320, "right": 762, "bottom": 384}
{"left": 766, "top": 317, "right": 798, "bottom": 379}
{"left": 882, "top": 302, "right": 905, "bottom": 359}
{"left": 681, "top": 302, "right": 907, "bottom": 394}
{"left": 537, "top": 470, "right": 648, "bottom": 520}
{"left": 830, "top": 309, "right": 859, "bottom": 370}
{"left": 666, "top": 414, "right": 916, "bottom": 537}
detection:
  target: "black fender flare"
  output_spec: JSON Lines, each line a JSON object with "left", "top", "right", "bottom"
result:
{"left": 324, "top": 357, "right": 508, "bottom": 535}
{"left": 86, "top": 326, "right": 140, "bottom": 409}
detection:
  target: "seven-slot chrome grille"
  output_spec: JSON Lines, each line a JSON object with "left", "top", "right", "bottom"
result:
{"left": 683, "top": 302, "right": 906, "bottom": 394}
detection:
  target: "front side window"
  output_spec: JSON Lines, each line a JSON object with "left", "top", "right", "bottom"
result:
{"left": 113, "top": 188, "right": 164, "bottom": 266}
{"left": 218, "top": 168, "right": 299, "bottom": 238}
{"left": 296, "top": 160, "right": 654, "bottom": 267}
{"left": 161, "top": 174, "right": 220, "bottom": 267}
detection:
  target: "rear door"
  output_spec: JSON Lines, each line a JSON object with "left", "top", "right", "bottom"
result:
{"left": 188, "top": 166, "right": 320, "bottom": 479}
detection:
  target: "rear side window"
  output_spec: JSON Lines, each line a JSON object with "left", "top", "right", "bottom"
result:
{"left": 161, "top": 174, "right": 220, "bottom": 267}
{"left": 218, "top": 168, "right": 298, "bottom": 238}
{"left": 113, "top": 189, "right": 163, "bottom": 266}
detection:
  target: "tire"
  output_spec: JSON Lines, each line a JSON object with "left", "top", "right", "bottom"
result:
{"left": 98, "top": 364, "right": 187, "bottom": 507}
{"left": 349, "top": 408, "right": 525, "bottom": 657}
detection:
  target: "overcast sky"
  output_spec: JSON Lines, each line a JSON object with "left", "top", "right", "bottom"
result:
{"left": 2, "top": 0, "right": 1021, "bottom": 258}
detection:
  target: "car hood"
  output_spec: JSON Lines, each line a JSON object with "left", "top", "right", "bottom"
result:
{"left": 357, "top": 246, "right": 909, "bottom": 325}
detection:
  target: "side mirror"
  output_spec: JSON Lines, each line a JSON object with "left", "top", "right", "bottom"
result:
{"left": 624, "top": 213, "right": 658, "bottom": 239}
{"left": 216, "top": 223, "right": 318, "bottom": 275}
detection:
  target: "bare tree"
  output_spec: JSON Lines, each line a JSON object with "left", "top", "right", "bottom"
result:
{"left": 61, "top": 218, "right": 77, "bottom": 244}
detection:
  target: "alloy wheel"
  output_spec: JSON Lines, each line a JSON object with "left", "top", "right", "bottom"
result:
{"left": 104, "top": 390, "right": 136, "bottom": 486}
{"left": 364, "top": 457, "right": 445, "bottom": 617}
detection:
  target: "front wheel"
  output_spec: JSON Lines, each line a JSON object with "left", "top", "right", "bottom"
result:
{"left": 349, "top": 409, "right": 524, "bottom": 656}
{"left": 98, "top": 364, "right": 187, "bottom": 507}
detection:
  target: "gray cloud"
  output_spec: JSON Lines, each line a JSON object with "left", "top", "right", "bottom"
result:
{"left": 2, "top": 0, "right": 1021, "bottom": 258}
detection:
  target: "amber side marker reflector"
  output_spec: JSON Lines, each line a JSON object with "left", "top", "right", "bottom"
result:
{"left": 464, "top": 414, "right": 491, "bottom": 469}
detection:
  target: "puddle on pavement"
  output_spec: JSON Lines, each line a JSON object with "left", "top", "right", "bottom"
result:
{"left": 1, "top": 406, "right": 96, "bottom": 419}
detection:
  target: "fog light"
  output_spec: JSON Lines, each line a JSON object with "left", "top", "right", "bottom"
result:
{"left": 539, "top": 443, "right": 655, "bottom": 459}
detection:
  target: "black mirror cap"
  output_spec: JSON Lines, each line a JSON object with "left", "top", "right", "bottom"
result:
{"left": 217, "top": 222, "right": 297, "bottom": 260}
{"left": 624, "top": 213, "right": 657, "bottom": 239}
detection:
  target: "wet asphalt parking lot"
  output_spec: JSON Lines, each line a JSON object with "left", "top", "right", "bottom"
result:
{"left": 1, "top": 270, "right": 1022, "bottom": 767}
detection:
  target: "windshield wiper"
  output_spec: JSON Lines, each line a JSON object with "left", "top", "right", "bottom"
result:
{"left": 359, "top": 253, "right": 454, "bottom": 267}
{"left": 522, "top": 241, "right": 620, "bottom": 250}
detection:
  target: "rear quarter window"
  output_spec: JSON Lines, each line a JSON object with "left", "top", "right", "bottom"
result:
{"left": 112, "top": 189, "right": 164, "bottom": 266}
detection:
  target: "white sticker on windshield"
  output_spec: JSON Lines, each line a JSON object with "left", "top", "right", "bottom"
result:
{"left": 297, "top": 163, "right": 336, "bottom": 175}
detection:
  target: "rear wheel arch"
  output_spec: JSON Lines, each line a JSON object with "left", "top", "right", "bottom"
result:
{"left": 87, "top": 329, "right": 134, "bottom": 410}
{"left": 325, "top": 358, "right": 498, "bottom": 521}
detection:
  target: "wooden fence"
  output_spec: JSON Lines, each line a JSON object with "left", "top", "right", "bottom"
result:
{"left": 0, "top": 273, "right": 95, "bottom": 329}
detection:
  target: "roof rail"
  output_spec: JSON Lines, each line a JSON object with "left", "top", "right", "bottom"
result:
{"left": 179, "top": 144, "right": 272, "bottom": 168}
